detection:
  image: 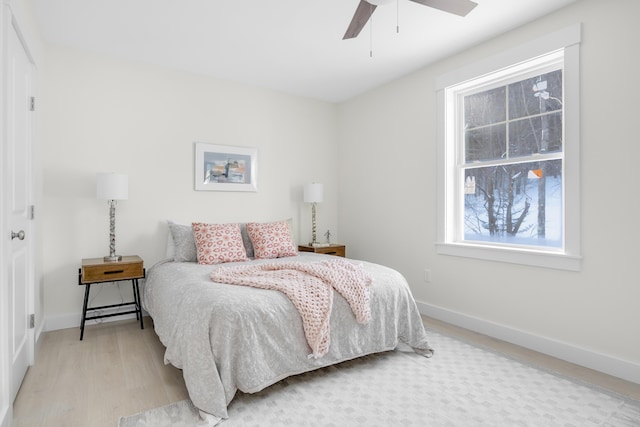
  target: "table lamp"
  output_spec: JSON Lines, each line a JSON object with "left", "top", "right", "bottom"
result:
{"left": 304, "top": 183, "right": 323, "bottom": 246}
{"left": 96, "top": 173, "right": 128, "bottom": 261}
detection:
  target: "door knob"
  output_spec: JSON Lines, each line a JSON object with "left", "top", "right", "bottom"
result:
{"left": 11, "top": 230, "right": 25, "bottom": 240}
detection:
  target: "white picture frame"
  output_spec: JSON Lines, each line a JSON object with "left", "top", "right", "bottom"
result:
{"left": 194, "top": 142, "right": 258, "bottom": 192}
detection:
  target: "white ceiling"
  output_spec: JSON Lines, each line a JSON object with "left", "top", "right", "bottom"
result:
{"left": 31, "top": 0, "right": 576, "bottom": 103}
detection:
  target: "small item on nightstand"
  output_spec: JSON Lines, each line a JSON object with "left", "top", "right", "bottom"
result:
{"left": 312, "top": 242, "right": 330, "bottom": 248}
{"left": 325, "top": 229, "right": 332, "bottom": 244}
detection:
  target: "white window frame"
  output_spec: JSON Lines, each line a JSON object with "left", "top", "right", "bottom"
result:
{"left": 436, "top": 24, "right": 582, "bottom": 271}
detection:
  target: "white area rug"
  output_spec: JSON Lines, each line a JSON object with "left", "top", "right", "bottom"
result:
{"left": 118, "top": 330, "right": 640, "bottom": 426}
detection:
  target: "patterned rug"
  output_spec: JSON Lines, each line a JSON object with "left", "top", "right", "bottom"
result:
{"left": 118, "top": 330, "right": 640, "bottom": 426}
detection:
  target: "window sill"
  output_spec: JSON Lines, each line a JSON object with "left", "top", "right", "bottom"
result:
{"left": 436, "top": 242, "right": 582, "bottom": 271}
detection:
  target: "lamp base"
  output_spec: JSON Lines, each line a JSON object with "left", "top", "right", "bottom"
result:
{"left": 103, "top": 255, "right": 123, "bottom": 262}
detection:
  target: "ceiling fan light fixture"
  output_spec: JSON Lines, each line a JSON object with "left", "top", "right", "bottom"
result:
{"left": 343, "top": 0, "right": 478, "bottom": 40}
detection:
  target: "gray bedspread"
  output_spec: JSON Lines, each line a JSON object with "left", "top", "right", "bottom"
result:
{"left": 143, "top": 253, "right": 433, "bottom": 421}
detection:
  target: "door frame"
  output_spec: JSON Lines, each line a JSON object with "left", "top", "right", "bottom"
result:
{"left": 0, "top": 1, "right": 36, "bottom": 426}
{"left": 1, "top": 4, "right": 11, "bottom": 426}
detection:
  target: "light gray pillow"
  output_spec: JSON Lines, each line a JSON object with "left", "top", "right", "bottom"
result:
{"left": 168, "top": 222, "right": 197, "bottom": 262}
{"left": 240, "top": 223, "right": 255, "bottom": 259}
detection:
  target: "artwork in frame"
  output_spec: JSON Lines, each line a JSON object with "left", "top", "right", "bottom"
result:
{"left": 194, "top": 143, "right": 258, "bottom": 192}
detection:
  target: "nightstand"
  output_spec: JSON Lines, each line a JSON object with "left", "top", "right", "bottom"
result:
{"left": 298, "top": 244, "right": 346, "bottom": 258}
{"left": 78, "top": 255, "right": 145, "bottom": 340}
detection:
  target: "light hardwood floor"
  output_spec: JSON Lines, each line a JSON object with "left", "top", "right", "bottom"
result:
{"left": 12, "top": 316, "right": 640, "bottom": 426}
{"left": 12, "top": 318, "right": 189, "bottom": 427}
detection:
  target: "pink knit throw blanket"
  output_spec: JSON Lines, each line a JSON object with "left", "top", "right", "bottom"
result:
{"left": 210, "top": 259, "right": 372, "bottom": 358}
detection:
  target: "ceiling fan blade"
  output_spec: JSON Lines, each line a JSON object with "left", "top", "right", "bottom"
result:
{"left": 409, "top": 0, "right": 478, "bottom": 17}
{"left": 343, "top": 0, "right": 377, "bottom": 40}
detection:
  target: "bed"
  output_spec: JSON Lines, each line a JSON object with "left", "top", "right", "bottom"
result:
{"left": 142, "top": 220, "right": 433, "bottom": 424}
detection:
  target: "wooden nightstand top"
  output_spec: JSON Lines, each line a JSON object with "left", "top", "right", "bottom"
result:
{"left": 298, "top": 244, "right": 345, "bottom": 257}
{"left": 80, "top": 255, "right": 144, "bottom": 284}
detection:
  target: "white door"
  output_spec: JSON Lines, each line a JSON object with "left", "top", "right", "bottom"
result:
{"left": 6, "top": 19, "right": 34, "bottom": 405}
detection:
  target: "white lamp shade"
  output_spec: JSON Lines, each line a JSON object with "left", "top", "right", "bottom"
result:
{"left": 304, "top": 183, "right": 323, "bottom": 203}
{"left": 96, "top": 173, "right": 129, "bottom": 200}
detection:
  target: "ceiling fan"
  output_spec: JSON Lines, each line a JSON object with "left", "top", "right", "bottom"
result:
{"left": 343, "top": 0, "right": 478, "bottom": 40}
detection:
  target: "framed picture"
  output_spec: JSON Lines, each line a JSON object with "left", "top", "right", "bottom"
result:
{"left": 194, "top": 143, "right": 258, "bottom": 192}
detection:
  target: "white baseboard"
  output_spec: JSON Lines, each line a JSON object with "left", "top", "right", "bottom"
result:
{"left": 45, "top": 308, "right": 148, "bottom": 332}
{"left": 417, "top": 301, "right": 640, "bottom": 385}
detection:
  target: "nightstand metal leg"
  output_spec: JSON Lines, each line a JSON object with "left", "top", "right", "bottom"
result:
{"left": 131, "top": 279, "right": 139, "bottom": 320}
{"left": 134, "top": 278, "right": 144, "bottom": 330}
{"left": 80, "top": 283, "right": 91, "bottom": 340}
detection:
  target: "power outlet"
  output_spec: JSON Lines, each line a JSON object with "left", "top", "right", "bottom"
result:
{"left": 424, "top": 269, "right": 432, "bottom": 283}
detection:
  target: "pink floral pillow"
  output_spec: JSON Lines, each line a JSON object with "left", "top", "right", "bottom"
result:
{"left": 192, "top": 222, "right": 249, "bottom": 265}
{"left": 245, "top": 220, "right": 297, "bottom": 259}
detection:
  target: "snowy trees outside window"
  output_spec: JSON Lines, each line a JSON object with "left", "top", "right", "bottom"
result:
{"left": 462, "top": 68, "right": 563, "bottom": 248}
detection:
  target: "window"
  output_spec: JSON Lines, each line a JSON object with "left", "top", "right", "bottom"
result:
{"left": 436, "top": 25, "right": 582, "bottom": 271}
{"left": 462, "top": 58, "right": 563, "bottom": 248}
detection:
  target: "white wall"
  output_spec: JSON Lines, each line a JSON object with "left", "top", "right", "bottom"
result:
{"left": 38, "top": 45, "right": 339, "bottom": 328}
{"left": 338, "top": 0, "right": 640, "bottom": 382}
